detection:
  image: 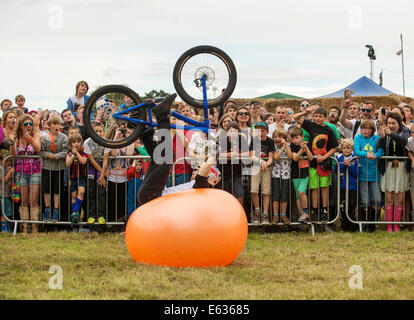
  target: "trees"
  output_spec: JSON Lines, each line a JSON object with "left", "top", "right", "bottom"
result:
{"left": 141, "top": 89, "right": 170, "bottom": 100}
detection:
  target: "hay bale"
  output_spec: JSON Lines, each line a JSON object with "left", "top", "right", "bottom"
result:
{"left": 230, "top": 95, "right": 414, "bottom": 114}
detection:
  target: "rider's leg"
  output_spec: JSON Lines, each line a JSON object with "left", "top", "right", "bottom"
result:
{"left": 138, "top": 94, "right": 176, "bottom": 205}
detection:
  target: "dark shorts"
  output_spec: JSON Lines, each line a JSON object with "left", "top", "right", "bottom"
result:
{"left": 218, "top": 176, "right": 244, "bottom": 199}
{"left": 272, "top": 178, "right": 290, "bottom": 202}
{"left": 70, "top": 177, "right": 86, "bottom": 193}
{"left": 41, "top": 169, "right": 65, "bottom": 195}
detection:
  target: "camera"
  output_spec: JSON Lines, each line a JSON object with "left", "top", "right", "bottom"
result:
{"left": 381, "top": 107, "right": 386, "bottom": 116}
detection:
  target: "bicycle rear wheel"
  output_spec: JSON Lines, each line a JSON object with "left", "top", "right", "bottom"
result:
{"left": 83, "top": 85, "right": 146, "bottom": 149}
{"left": 173, "top": 45, "right": 237, "bottom": 109}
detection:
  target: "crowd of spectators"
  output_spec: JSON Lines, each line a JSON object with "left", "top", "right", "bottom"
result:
{"left": 1, "top": 80, "right": 414, "bottom": 234}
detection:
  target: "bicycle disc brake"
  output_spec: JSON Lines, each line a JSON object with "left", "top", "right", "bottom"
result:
{"left": 194, "top": 66, "right": 215, "bottom": 88}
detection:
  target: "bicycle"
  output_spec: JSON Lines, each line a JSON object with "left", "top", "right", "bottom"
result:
{"left": 83, "top": 45, "right": 237, "bottom": 148}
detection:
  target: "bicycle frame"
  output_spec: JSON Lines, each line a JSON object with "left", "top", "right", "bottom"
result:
{"left": 112, "top": 76, "right": 211, "bottom": 133}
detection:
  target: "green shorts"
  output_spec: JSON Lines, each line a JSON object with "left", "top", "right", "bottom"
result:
{"left": 292, "top": 177, "right": 309, "bottom": 199}
{"left": 309, "top": 168, "right": 331, "bottom": 189}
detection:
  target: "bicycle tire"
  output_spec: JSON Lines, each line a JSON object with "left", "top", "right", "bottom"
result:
{"left": 83, "top": 85, "right": 145, "bottom": 149}
{"left": 173, "top": 45, "right": 237, "bottom": 109}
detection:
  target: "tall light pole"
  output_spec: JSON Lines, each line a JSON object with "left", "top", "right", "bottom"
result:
{"left": 366, "top": 44, "right": 376, "bottom": 80}
{"left": 396, "top": 34, "right": 406, "bottom": 97}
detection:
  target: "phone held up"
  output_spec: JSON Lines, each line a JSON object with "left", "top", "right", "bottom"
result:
{"left": 344, "top": 88, "right": 354, "bottom": 101}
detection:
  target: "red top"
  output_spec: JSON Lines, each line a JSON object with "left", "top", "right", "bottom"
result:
{"left": 170, "top": 130, "right": 193, "bottom": 174}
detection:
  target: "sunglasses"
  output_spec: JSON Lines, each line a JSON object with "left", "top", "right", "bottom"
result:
{"left": 238, "top": 112, "right": 249, "bottom": 116}
{"left": 23, "top": 122, "right": 33, "bottom": 127}
{"left": 361, "top": 108, "right": 372, "bottom": 113}
{"left": 287, "top": 111, "right": 293, "bottom": 114}
{"left": 301, "top": 104, "right": 310, "bottom": 107}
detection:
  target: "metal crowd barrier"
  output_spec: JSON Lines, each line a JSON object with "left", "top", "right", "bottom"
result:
{"left": 344, "top": 155, "right": 414, "bottom": 232}
{"left": 1, "top": 154, "right": 151, "bottom": 235}
{"left": 171, "top": 155, "right": 341, "bottom": 236}
{"left": 8, "top": 153, "right": 410, "bottom": 235}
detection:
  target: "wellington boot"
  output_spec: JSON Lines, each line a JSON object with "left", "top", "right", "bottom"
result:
{"left": 30, "top": 207, "right": 40, "bottom": 234}
{"left": 20, "top": 206, "right": 30, "bottom": 234}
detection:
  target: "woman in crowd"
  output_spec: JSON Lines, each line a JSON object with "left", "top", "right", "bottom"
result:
{"left": 217, "top": 121, "right": 249, "bottom": 207}
{"left": 99, "top": 125, "right": 135, "bottom": 225}
{"left": 236, "top": 105, "right": 251, "bottom": 145}
{"left": 216, "top": 113, "right": 233, "bottom": 142}
{"left": 10, "top": 114, "right": 42, "bottom": 233}
{"left": 378, "top": 112, "right": 410, "bottom": 232}
{"left": 1, "top": 110, "right": 17, "bottom": 150}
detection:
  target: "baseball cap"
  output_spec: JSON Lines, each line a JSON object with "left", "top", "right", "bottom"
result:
{"left": 252, "top": 122, "right": 269, "bottom": 131}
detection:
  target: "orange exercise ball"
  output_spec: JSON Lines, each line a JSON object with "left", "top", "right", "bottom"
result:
{"left": 125, "top": 188, "right": 248, "bottom": 268}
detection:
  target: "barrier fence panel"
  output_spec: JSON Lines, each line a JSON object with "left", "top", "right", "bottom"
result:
{"left": 9, "top": 153, "right": 412, "bottom": 235}
{"left": 172, "top": 155, "right": 341, "bottom": 236}
{"left": 344, "top": 155, "right": 414, "bottom": 232}
{"left": 1, "top": 154, "right": 151, "bottom": 235}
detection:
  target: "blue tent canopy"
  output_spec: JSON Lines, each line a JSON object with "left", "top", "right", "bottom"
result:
{"left": 320, "top": 76, "right": 395, "bottom": 98}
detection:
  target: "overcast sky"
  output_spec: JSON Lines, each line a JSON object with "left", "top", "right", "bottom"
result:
{"left": 0, "top": 0, "right": 412, "bottom": 111}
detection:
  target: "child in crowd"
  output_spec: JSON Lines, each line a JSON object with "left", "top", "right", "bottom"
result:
{"left": 67, "top": 126, "right": 81, "bottom": 139}
{"left": 66, "top": 133, "right": 87, "bottom": 226}
{"left": 336, "top": 139, "right": 359, "bottom": 232}
{"left": 0, "top": 150, "right": 14, "bottom": 232}
{"left": 67, "top": 80, "right": 89, "bottom": 116}
{"left": 272, "top": 129, "right": 291, "bottom": 224}
{"left": 249, "top": 122, "right": 275, "bottom": 224}
{"left": 15, "top": 95, "right": 28, "bottom": 114}
{"left": 287, "top": 126, "right": 313, "bottom": 224}
{"left": 83, "top": 122, "right": 106, "bottom": 226}
{"left": 354, "top": 119, "right": 384, "bottom": 232}
{"left": 293, "top": 106, "right": 339, "bottom": 222}
{"left": 39, "top": 116, "right": 69, "bottom": 222}
{"left": 127, "top": 159, "right": 145, "bottom": 218}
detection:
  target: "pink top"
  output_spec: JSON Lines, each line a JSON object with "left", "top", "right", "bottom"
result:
{"left": 15, "top": 143, "right": 42, "bottom": 175}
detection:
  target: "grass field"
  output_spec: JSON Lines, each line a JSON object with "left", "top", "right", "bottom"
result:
{"left": 1, "top": 230, "right": 414, "bottom": 300}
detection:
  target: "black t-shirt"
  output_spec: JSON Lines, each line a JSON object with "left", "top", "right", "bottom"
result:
{"left": 290, "top": 143, "right": 309, "bottom": 179}
{"left": 302, "top": 119, "right": 339, "bottom": 169}
{"left": 219, "top": 134, "right": 249, "bottom": 180}
{"left": 249, "top": 136, "right": 275, "bottom": 159}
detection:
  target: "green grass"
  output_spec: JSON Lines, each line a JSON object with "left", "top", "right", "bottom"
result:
{"left": 1, "top": 230, "right": 414, "bottom": 300}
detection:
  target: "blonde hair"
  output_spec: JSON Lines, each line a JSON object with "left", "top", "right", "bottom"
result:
{"left": 341, "top": 139, "right": 354, "bottom": 149}
{"left": 272, "top": 128, "right": 287, "bottom": 140}
{"left": 15, "top": 94, "right": 25, "bottom": 102}
{"left": 47, "top": 115, "right": 62, "bottom": 126}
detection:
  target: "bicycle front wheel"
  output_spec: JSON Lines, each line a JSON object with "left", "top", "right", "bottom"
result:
{"left": 83, "top": 85, "right": 146, "bottom": 149}
{"left": 173, "top": 45, "right": 237, "bottom": 109}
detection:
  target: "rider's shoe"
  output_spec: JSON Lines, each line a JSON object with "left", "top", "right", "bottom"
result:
{"left": 151, "top": 94, "right": 177, "bottom": 119}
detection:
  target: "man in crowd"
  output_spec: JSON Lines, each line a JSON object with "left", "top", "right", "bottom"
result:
{"left": 61, "top": 109, "right": 88, "bottom": 141}
{"left": 340, "top": 101, "right": 378, "bottom": 138}
{"left": 328, "top": 105, "right": 352, "bottom": 140}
